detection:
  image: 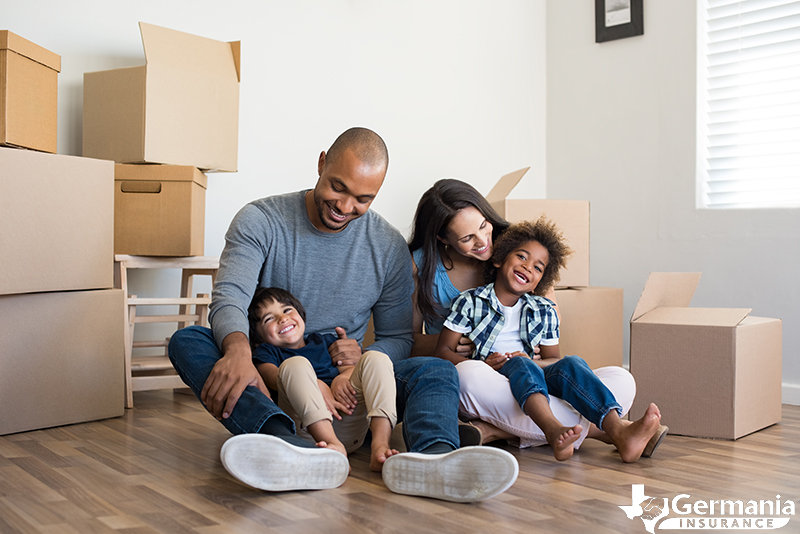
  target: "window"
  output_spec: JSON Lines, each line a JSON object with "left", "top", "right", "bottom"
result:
{"left": 697, "top": 0, "right": 800, "bottom": 209}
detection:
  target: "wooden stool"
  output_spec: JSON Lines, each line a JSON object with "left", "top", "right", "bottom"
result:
{"left": 114, "top": 255, "right": 219, "bottom": 408}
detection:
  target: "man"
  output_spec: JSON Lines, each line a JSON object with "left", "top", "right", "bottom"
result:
{"left": 169, "top": 127, "right": 518, "bottom": 502}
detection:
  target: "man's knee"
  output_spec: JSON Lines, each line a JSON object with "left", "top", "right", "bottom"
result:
{"left": 168, "top": 325, "right": 213, "bottom": 364}
{"left": 395, "top": 356, "right": 458, "bottom": 388}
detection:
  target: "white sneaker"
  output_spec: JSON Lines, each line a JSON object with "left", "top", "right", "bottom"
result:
{"left": 381, "top": 446, "right": 519, "bottom": 502}
{"left": 220, "top": 434, "right": 349, "bottom": 491}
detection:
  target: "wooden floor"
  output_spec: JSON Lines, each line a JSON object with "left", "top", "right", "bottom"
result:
{"left": 2, "top": 392, "right": 799, "bottom": 534}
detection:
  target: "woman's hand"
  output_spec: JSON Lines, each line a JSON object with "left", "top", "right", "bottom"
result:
{"left": 455, "top": 335, "right": 476, "bottom": 356}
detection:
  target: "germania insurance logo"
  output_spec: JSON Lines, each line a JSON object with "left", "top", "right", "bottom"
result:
{"left": 619, "top": 485, "right": 796, "bottom": 532}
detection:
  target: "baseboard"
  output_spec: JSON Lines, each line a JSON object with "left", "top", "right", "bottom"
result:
{"left": 782, "top": 383, "right": 800, "bottom": 406}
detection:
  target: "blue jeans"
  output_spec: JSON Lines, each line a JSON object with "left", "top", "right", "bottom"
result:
{"left": 499, "top": 355, "right": 622, "bottom": 431}
{"left": 168, "top": 326, "right": 460, "bottom": 452}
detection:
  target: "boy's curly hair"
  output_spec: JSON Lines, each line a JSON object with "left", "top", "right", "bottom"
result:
{"left": 484, "top": 216, "right": 573, "bottom": 296}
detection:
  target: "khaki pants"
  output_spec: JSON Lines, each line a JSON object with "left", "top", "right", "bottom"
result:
{"left": 276, "top": 350, "right": 397, "bottom": 453}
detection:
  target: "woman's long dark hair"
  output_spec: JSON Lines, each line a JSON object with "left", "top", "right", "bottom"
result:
{"left": 408, "top": 179, "right": 509, "bottom": 325}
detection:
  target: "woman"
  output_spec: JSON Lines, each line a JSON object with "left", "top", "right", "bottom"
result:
{"left": 408, "top": 178, "right": 652, "bottom": 453}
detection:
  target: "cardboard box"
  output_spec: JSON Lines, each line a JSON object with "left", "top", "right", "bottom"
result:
{"left": 0, "top": 30, "right": 61, "bottom": 153}
{"left": 629, "top": 272, "right": 782, "bottom": 439}
{"left": 0, "top": 147, "right": 114, "bottom": 296}
{"left": 555, "top": 286, "right": 623, "bottom": 369}
{"left": 486, "top": 167, "right": 590, "bottom": 288}
{"left": 83, "top": 22, "right": 240, "bottom": 172}
{"left": 0, "top": 289, "right": 125, "bottom": 435}
{"left": 114, "top": 164, "right": 207, "bottom": 256}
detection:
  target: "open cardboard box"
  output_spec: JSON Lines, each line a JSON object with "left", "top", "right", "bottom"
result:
{"left": 83, "top": 22, "right": 240, "bottom": 172}
{"left": 486, "top": 168, "right": 589, "bottom": 288}
{"left": 115, "top": 164, "right": 207, "bottom": 256}
{"left": 0, "top": 30, "right": 61, "bottom": 153}
{"left": 629, "top": 272, "right": 782, "bottom": 439}
{"left": 0, "top": 147, "right": 114, "bottom": 296}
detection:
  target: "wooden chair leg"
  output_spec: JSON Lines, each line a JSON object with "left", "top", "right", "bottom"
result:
{"left": 125, "top": 295, "right": 137, "bottom": 409}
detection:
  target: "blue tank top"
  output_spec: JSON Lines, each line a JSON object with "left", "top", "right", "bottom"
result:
{"left": 412, "top": 248, "right": 462, "bottom": 334}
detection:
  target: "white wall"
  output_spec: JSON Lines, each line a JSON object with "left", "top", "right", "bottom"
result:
{"left": 3, "top": 0, "right": 546, "bottom": 342}
{"left": 546, "top": 1, "right": 800, "bottom": 404}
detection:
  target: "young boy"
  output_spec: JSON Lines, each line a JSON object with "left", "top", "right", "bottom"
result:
{"left": 435, "top": 217, "right": 667, "bottom": 462}
{"left": 248, "top": 287, "right": 399, "bottom": 472}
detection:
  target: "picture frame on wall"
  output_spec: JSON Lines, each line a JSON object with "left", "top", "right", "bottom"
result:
{"left": 595, "top": 0, "right": 643, "bottom": 43}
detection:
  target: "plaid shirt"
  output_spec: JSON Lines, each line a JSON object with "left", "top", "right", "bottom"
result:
{"left": 443, "top": 283, "right": 559, "bottom": 361}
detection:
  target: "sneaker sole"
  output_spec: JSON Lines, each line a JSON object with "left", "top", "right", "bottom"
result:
{"left": 220, "top": 434, "right": 349, "bottom": 491}
{"left": 381, "top": 446, "right": 519, "bottom": 502}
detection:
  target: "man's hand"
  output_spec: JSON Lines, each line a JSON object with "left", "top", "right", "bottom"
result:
{"left": 329, "top": 327, "right": 362, "bottom": 367}
{"left": 455, "top": 335, "right": 475, "bottom": 356}
{"left": 201, "top": 332, "right": 269, "bottom": 420}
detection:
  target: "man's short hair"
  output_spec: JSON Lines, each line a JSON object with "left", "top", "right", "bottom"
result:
{"left": 325, "top": 127, "right": 389, "bottom": 170}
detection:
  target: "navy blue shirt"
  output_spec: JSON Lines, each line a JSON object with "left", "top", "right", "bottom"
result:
{"left": 252, "top": 332, "right": 340, "bottom": 385}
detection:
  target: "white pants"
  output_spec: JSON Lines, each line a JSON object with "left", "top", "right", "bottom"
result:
{"left": 456, "top": 359, "right": 636, "bottom": 449}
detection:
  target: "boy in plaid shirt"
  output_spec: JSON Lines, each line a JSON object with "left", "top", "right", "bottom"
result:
{"left": 436, "top": 217, "right": 666, "bottom": 462}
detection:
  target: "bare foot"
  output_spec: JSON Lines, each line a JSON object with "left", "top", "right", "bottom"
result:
{"left": 316, "top": 439, "right": 349, "bottom": 458}
{"left": 546, "top": 424, "right": 582, "bottom": 461}
{"left": 369, "top": 440, "right": 400, "bottom": 472}
{"left": 613, "top": 403, "right": 662, "bottom": 463}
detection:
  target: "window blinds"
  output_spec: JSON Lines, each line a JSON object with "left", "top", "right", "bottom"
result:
{"left": 699, "top": 0, "right": 800, "bottom": 208}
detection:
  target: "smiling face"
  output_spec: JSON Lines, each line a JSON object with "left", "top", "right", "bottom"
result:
{"left": 493, "top": 239, "right": 549, "bottom": 306}
{"left": 308, "top": 148, "right": 386, "bottom": 232}
{"left": 252, "top": 299, "right": 306, "bottom": 350}
{"left": 440, "top": 206, "right": 494, "bottom": 262}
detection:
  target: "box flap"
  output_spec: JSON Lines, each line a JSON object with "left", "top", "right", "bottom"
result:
{"left": 486, "top": 167, "right": 530, "bottom": 203}
{"left": 114, "top": 164, "right": 208, "bottom": 188}
{"left": 635, "top": 306, "right": 752, "bottom": 327}
{"left": 0, "top": 30, "right": 61, "bottom": 72}
{"left": 631, "top": 272, "right": 702, "bottom": 322}
{"left": 229, "top": 41, "right": 241, "bottom": 82}
{"left": 139, "top": 22, "right": 239, "bottom": 80}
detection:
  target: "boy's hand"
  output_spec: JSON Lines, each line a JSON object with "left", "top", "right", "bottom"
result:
{"left": 329, "top": 327, "right": 362, "bottom": 367}
{"left": 318, "top": 380, "right": 348, "bottom": 419}
{"left": 455, "top": 335, "right": 475, "bottom": 356}
{"left": 484, "top": 352, "right": 509, "bottom": 371}
{"left": 331, "top": 374, "right": 357, "bottom": 412}
{"left": 531, "top": 345, "right": 541, "bottom": 358}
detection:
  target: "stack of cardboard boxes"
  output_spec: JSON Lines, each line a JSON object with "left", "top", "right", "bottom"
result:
{"left": 486, "top": 167, "right": 624, "bottom": 370}
{"left": 83, "top": 22, "right": 241, "bottom": 256}
{"left": 0, "top": 31, "right": 124, "bottom": 435}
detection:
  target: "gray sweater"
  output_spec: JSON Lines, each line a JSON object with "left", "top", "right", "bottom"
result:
{"left": 209, "top": 190, "right": 414, "bottom": 362}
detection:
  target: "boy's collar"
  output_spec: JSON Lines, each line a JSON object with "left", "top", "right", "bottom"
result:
{"left": 475, "top": 283, "right": 544, "bottom": 309}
